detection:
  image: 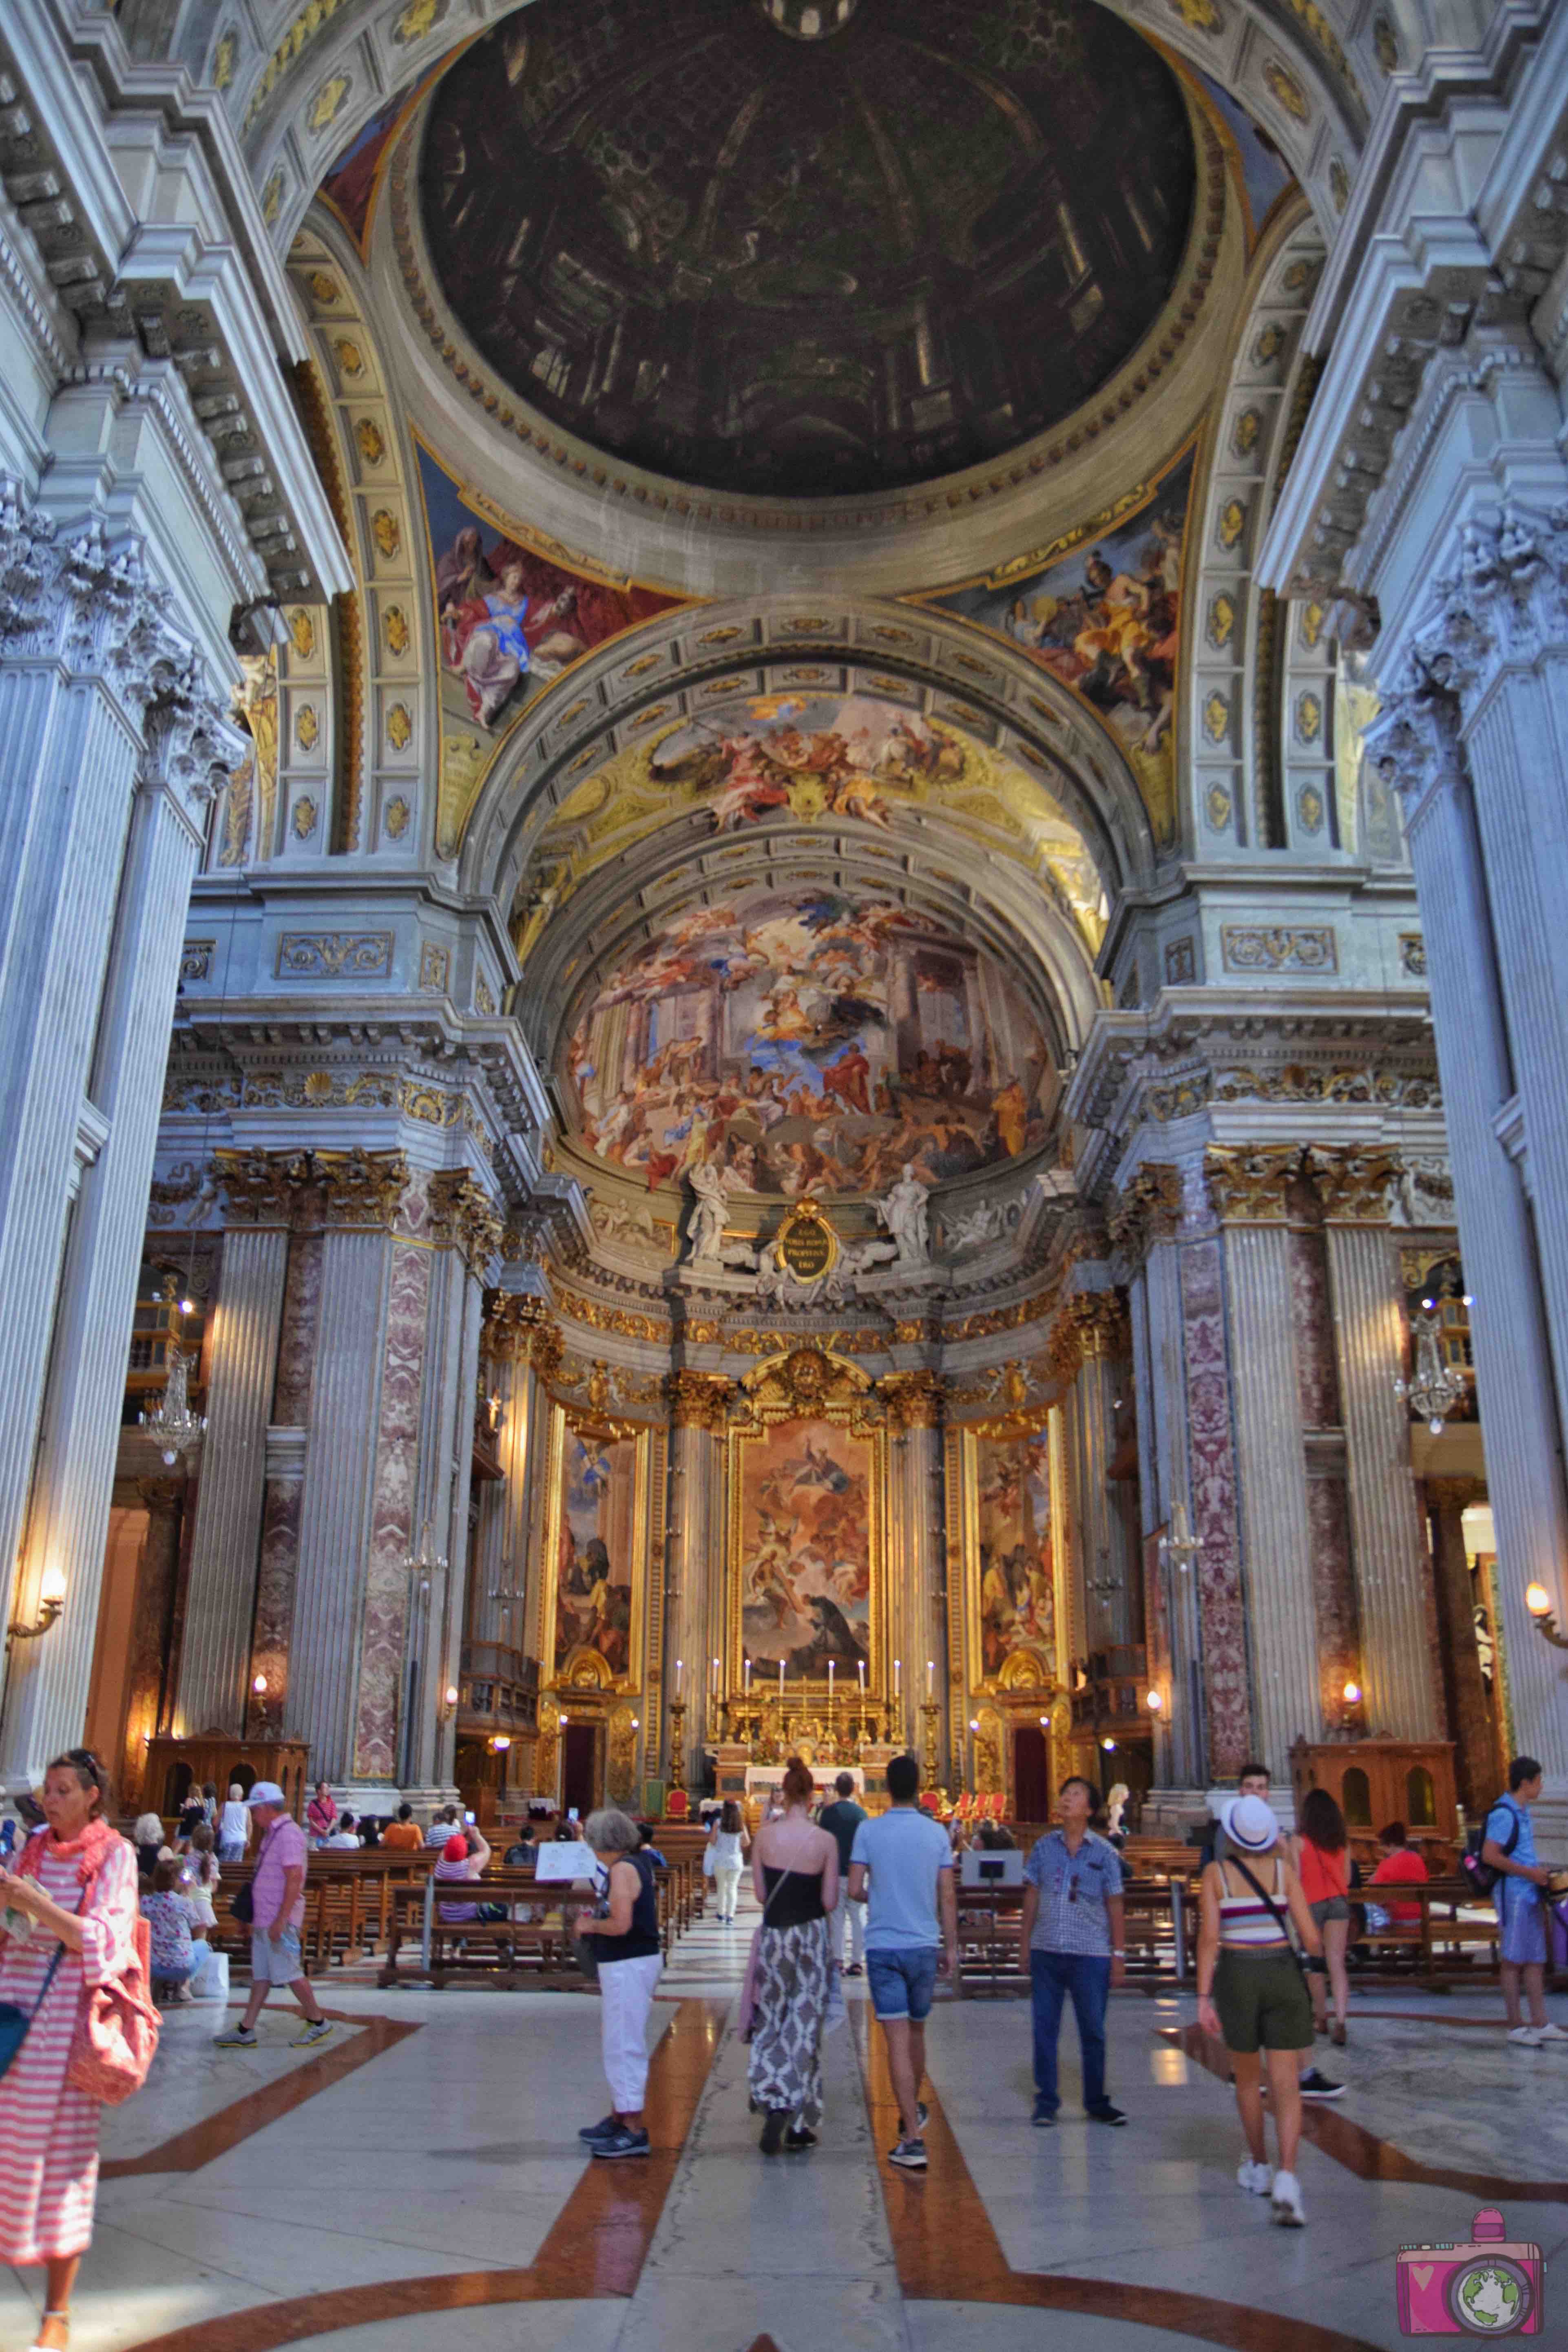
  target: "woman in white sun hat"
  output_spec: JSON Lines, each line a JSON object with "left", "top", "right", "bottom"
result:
{"left": 1196, "top": 1792, "right": 1323, "bottom": 2228}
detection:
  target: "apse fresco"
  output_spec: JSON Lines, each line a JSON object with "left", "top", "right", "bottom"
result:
{"left": 976, "top": 1430, "right": 1055, "bottom": 1678}
{"left": 414, "top": 440, "right": 680, "bottom": 738}
{"left": 923, "top": 452, "right": 1193, "bottom": 848}
{"left": 565, "top": 886, "right": 1053, "bottom": 1198}
{"left": 553, "top": 1429, "right": 637, "bottom": 1680}
{"left": 420, "top": 0, "right": 1195, "bottom": 498}
{"left": 739, "top": 1419, "right": 871, "bottom": 1673}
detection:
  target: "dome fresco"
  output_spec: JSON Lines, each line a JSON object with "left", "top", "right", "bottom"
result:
{"left": 419, "top": 0, "right": 1197, "bottom": 499}
{"left": 563, "top": 886, "right": 1056, "bottom": 1199}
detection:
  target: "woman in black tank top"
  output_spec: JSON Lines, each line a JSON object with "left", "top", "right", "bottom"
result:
{"left": 747, "top": 1757, "right": 840, "bottom": 2155}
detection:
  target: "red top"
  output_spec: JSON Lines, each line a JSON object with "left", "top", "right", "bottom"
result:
{"left": 1296, "top": 1838, "right": 1349, "bottom": 1905}
{"left": 1370, "top": 1846, "right": 1428, "bottom": 1923}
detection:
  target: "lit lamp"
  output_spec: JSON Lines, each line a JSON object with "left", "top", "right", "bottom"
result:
{"left": 7, "top": 1562, "right": 65, "bottom": 1642}
{"left": 1342, "top": 1679, "right": 1362, "bottom": 1707}
{"left": 1146, "top": 1690, "right": 1163, "bottom": 1714}
{"left": 1101, "top": 1736, "right": 1117, "bottom": 1753}
{"left": 492, "top": 1734, "right": 512, "bottom": 1753}
{"left": 252, "top": 1674, "right": 268, "bottom": 1695}
{"left": 1526, "top": 1582, "right": 1568, "bottom": 1649}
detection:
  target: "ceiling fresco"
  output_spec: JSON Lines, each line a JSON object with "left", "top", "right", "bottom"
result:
{"left": 513, "top": 691, "right": 1109, "bottom": 965}
{"left": 564, "top": 886, "right": 1057, "bottom": 1200}
{"left": 417, "top": 0, "right": 1196, "bottom": 499}
{"left": 916, "top": 449, "right": 1194, "bottom": 849}
{"left": 412, "top": 436, "right": 686, "bottom": 854}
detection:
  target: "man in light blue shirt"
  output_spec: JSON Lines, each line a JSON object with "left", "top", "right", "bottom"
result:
{"left": 849, "top": 1752, "right": 957, "bottom": 2172}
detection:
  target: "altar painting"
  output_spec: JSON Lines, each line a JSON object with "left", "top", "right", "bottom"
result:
{"left": 975, "top": 1429, "right": 1056, "bottom": 1679}
{"left": 737, "top": 1417, "right": 872, "bottom": 1674}
{"left": 551, "top": 1426, "right": 639, "bottom": 1682}
{"left": 565, "top": 884, "right": 1052, "bottom": 1199}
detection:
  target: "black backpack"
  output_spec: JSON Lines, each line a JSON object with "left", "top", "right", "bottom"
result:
{"left": 1461, "top": 1799, "right": 1520, "bottom": 1904}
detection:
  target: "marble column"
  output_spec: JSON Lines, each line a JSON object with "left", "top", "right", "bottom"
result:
{"left": 1222, "top": 1221, "right": 1322, "bottom": 1779}
{"left": 1376, "top": 688, "right": 1568, "bottom": 1799}
{"left": 0, "top": 752, "right": 212, "bottom": 1791}
{"left": 668, "top": 1375, "right": 728, "bottom": 1784}
{"left": 1426, "top": 1477, "right": 1501, "bottom": 1820}
{"left": 177, "top": 1215, "right": 290, "bottom": 1734}
{"left": 1129, "top": 1240, "right": 1202, "bottom": 1787}
{"left": 120, "top": 1479, "right": 184, "bottom": 1810}
{"left": 1066, "top": 1309, "right": 1133, "bottom": 1651}
{"left": 884, "top": 1374, "right": 944, "bottom": 1767}
{"left": 1324, "top": 1215, "right": 1440, "bottom": 1740}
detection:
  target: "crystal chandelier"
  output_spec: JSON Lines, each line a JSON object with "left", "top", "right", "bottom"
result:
{"left": 1394, "top": 1306, "right": 1466, "bottom": 1435}
{"left": 1159, "top": 1496, "right": 1203, "bottom": 1574}
{"left": 139, "top": 1342, "right": 207, "bottom": 1465}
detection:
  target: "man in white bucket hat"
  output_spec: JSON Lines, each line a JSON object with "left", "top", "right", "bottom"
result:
{"left": 1196, "top": 1792, "right": 1323, "bottom": 2226}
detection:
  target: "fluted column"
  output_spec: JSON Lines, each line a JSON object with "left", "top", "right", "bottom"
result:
{"left": 1376, "top": 688, "right": 1568, "bottom": 1797}
{"left": 1130, "top": 1236, "right": 1203, "bottom": 1786}
{"left": 287, "top": 1228, "right": 394, "bottom": 1782}
{"left": 1426, "top": 1477, "right": 1500, "bottom": 1819}
{"left": 884, "top": 1373, "right": 944, "bottom": 1764}
{"left": 668, "top": 1375, "right": 728, "bottom": 1782}
{"left": 0, "top": 762, "right": 207, "bottom": 1790}
{"left": 1325, "top": 1217, "right": 1440, "bottom": 1738}
{"left": 177, "top": 1218, "right": 290, "bottom": 1733}
{"left": 1223, "top": 1223, "right": 1322, "bottom": 1777}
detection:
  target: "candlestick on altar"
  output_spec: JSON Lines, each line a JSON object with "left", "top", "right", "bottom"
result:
{"left": 925, "top": 1658, "right": 933, "bottom": 1699}
{"left": 920, "top": 1697, "right": 939, "bottom": 1787}
{"left": 894, "top": 1658, "right": 901, "bottom": 1699}
{"left": 778, "top": 1657, "right": 785, "bottom": 1697}
{"left": 669, "top": 1697, "right": 687, "bottom": 1793}
{"left": 744, "top": 1656, "right": 752, "bottom": 1695}
{"left": 675, "top": 1657, "right": 683, "bottom": 1695}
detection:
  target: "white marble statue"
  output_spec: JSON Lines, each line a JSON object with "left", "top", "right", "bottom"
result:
{"left": 684, "top": 1162, "right": 756, "bottom": 1268}
{"left": 876, "top": 1164, "right": 931, "bottom": 1264}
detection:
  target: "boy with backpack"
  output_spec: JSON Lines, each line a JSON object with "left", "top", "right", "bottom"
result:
{"left": 1479, "top": 1756, "right": 1564, "bottom": 2047}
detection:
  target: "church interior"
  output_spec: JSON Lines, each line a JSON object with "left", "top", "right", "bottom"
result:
{"left": 3, "top": 0, "right": 1568, "bottom": 2345}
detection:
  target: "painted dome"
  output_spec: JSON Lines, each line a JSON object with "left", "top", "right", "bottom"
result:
{"left": 420, "top": 0, "right": 1196, "bottom": 499}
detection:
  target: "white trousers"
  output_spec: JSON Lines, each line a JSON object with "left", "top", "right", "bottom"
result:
{"left": 599, "top": 1952, "right": 663, "bottom": 2113}
{"left": 714, "top": 1863, "right": 743, "bottom": 1917}
{"left": 832, "top": 1884, "right": 865, "bottom": 1967}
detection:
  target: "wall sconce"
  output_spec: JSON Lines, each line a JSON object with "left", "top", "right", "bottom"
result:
{"left": 1101, "top": 1737, "right": 1117, "bottom": 1753}
{"left": 1146, "top": 1690, "right": 1163, "bottom": 1714}
{"left": 445, "top": 1683, "right": 460, "bottom": 1709}
{"left": 252, "top": 1674, "right": 268, "bottom": 1695}
{"left": 492, "top": 1735, "right": 512, "bottom": 1753}
{"left": 1525, "top": 1583, "right": 1568, "bottom": 1649}
{"left": 1342, "top": 1680, "right": 1362, "bottom": 1707}
{"left": 8, "top": 1563, "right": 65, "bottom": 1642}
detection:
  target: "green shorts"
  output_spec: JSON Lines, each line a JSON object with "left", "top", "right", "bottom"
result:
{"left": 1212, "top": 1947, "right": 1314, "bottom": 2054}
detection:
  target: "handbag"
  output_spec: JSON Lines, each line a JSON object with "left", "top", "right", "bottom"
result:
{"left": 68, "top": 1902, "right": 160, "bottom": 2108}
{"left": 0, "top": 1942, "right": 64, "bottom": 2085}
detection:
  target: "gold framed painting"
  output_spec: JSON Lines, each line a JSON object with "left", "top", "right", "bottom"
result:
{"left": 949, "top": 1411, "right": 1060, "bottom": 1694}
{"left": 726, "top": 1372, "right": 887, "bottom": 1695}
{"left": 540, "top": 1397, "right": 657, "bottom": 1694}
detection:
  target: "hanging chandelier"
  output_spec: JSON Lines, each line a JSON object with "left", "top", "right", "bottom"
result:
{"left": 139, "top": 1342, "right": 207, "bottom": 1465}
{"left": 1394, "top": 1306, "right": 1466, "bottom": 1436}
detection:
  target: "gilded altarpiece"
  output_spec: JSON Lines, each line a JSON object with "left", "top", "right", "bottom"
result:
{"left": 948, "top": 1403, "right": 1073, "bottom": 1807}
{"left": 539, "top": 1396, "right": 665, "bottom": 1804}
{"left": 726, "top": 1351, "right": 888, "bottom": 1719}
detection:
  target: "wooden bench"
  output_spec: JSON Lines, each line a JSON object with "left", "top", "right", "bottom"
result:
{"left": 1354, "top": 1877, "right": 1503, "bottom": 1980}
{"left": 953, "top": 1878, "right": 1194, "bottom": 1992}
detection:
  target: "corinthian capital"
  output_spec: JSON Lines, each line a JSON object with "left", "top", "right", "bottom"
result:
{"left": 314, "top": 1148, "right": 409, "bottom": 1229}
{"left": 431, "top": 1170, "right": 505, "bottom": 1274}
{"left": 880, "top": 1370, "right": 944, "bottom": 1432}
{"left": 1307, "top": 1146, "right": 1403, "bottom": 1223}
{"left": 212, "top": 1147, "right": 314, "bottom": 1225}
{"left": 1204, "top": 1145, "right": 1302, "bottom": 1222}
{"left": 670, "top": 1369, "right": 732, "bottom": 1431}
{"left": 1106, "top": 1163, "right": 1182, "bottom": 1263}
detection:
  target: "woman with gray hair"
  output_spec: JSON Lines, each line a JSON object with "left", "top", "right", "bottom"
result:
{"left": 571, "top": 1808, "right": 663, "bottom": 2160}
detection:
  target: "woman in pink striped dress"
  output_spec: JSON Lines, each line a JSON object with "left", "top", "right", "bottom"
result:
{"left": 0, "top": 1749, "right": 138, "bottom": 2351}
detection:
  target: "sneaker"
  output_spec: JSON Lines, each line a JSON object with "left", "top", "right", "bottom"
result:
{"left": 291, "top": 2019, "right": 332, "bottom": 2048}
{"left": 916, "top": 2100, "right": 929, "bottom": 2133}
{"left": 590, "top": 2124, "right": 650, "bottom": 2160}
{"left": 1531, "top": 2022, "right": 1568, "bottom": 2044}
{"left": 578, "top": 2114, "right": 620, "bottom": 2144}
{"left": 1088, "top": 2103, "right": 1128, "bottom": 2127}
{"left": 1271, "top": 2169, "right": 1307, "bottom": 2226}
{"left": 1508, "top": 2025, "right": 1545, "bottom": 2047}
{"left": 1297, "top": 2068, "right": 1345, "bottom": 2099}
{"left": 1238, "top": 2158, "right": 1273, "bottom": 2195}
{"left": 845, "top": 1964, "right": 864, "bottom": 1977}
{"left": 1031, "top": 2101, "right": 1057, "bottom": 2128}
{"left": 889, "top": 2137, "right": 928, "bottom": 2171}
{"left": 214, "top": 2024, "right": 257, "bottom": 2048}
{"left": 784, "top": 2126, "right": 818, "bottom": 2150}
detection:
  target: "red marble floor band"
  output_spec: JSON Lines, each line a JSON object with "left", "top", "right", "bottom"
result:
{"left": 854, "top": 2012, "right": 1390, "bottom": 2352}
{"left": 119, "top": 1999, "right": 729, "bottom": 2352}
{"left": 102, "top": 2011, "right": 421, "bottom": 2180}
{"left": 1167, "top": 2021, "right": 1568, "bottom": 2205}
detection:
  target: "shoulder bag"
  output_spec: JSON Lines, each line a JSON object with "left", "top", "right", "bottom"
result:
{"left": 0, "top": 1941, "right": 64, "bottom": 2085}
{"left": 1226, "top": 1855, "right": 1310, "bottom": 1987}
{"left": 67, "top": 1850, "right": 160, "bottom": 2107}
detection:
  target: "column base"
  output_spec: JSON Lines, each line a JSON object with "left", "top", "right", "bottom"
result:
{"left": 1139, "top": 1787, "right": 1208, "bottom": 1834}
{"left": 1529, "top": 1790, "right": 1568, "bottom": 1866}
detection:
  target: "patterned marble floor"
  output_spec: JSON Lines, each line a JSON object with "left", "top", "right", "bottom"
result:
{"left": 4, "top": 1946, "right": 1565, "bottom": 2352}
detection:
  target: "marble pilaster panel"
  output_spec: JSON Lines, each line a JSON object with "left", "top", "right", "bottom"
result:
{"left": 1286, "top": 1227, "right": 1340, "bottom": 1427}
{"left": 250, "top": 1467, "right": 304, "bottom": 1744}
{"left": 272, "top": 1231, "right": 324, "bottom": 1423}
{"left": 351, "top": 1240, "right": 430, "bottom": 1784}
{"left": 287, "top": 1230, "right": 392, "bottom": 1782}
{"left": 1304, "top": 1470, "right": 1360, "bottom": 1735}
{"left": 1327, "top": 1221, "right": 1441, "bottom": 1740}
{"left": 0, "top": 667, "right": 139, "bottom": 1666}
{"left": 177, "top": 1225, "right": 290, "bottom": 1734}
{"left": 1175, "top": 1238, "right": 1252, "bottom": 1775}
{"left": 0, "top": 769, "right": 201, "bottom": 1790}
{"left": 1224, "top": 1224, "right": 1321, "bottom": 1777}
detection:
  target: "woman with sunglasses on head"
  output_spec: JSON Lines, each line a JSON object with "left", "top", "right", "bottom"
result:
{"left": 0, "top": 1749, "right": 140, "bottom": 2350}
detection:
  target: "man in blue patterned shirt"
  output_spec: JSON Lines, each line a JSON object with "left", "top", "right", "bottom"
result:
{"left": 1018, "top": 1775, "right": 1127, "bottom": 2127}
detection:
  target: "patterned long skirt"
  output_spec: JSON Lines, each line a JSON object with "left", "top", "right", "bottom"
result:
{"left": 747, "top": 1916, "right": 832, "bottom": 2128}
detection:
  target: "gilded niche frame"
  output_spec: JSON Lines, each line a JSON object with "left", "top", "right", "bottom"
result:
{"left": 540, "top": 1395, "right": 659, "bottom": 1698}
{"left": 725, "top": 1347, "right": 888, "bottom": 1700}
{"left": 948, "top": 1406, "right": 1066, "bottom": 1700}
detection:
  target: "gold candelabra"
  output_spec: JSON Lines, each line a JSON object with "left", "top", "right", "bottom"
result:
{"left": 920, "top": 1698, "right": 940, "bottom": 1787}
{"left": 668, "top": 1697, "right": 686, "bottom": 1791}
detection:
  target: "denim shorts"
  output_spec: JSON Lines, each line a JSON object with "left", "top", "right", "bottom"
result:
{"left": 867, "top": 1946, "right": 938, "bottom": 2022}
